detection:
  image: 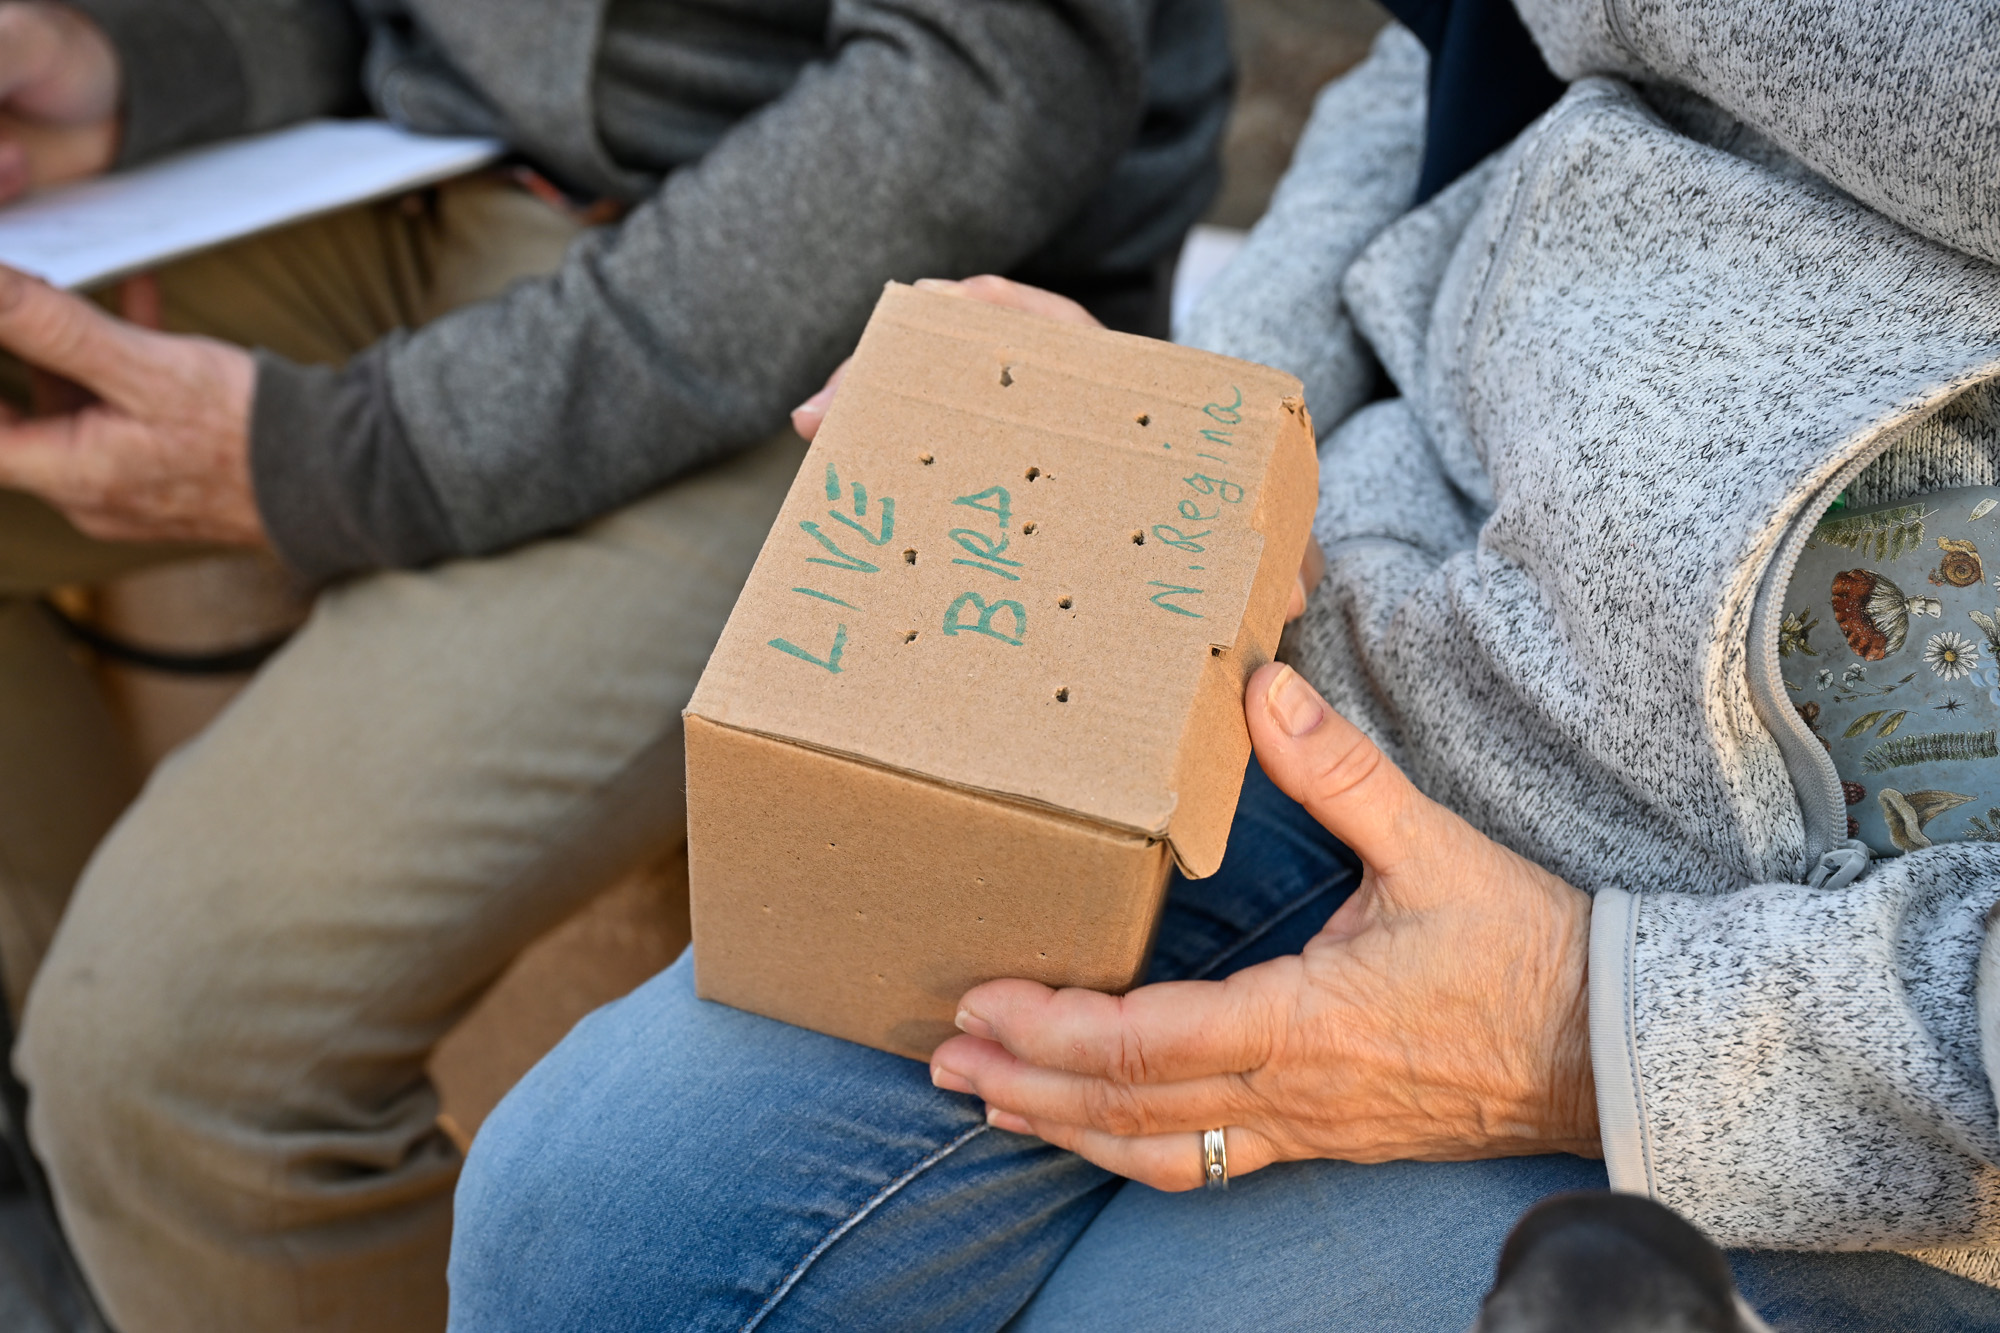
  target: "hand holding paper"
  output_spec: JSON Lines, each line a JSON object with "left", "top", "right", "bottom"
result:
{"left": 0, "top": 3, "right": 119, "bottom": 202}
{"left": 0, "top": 264, "right": 263, "bottom": 545}
{"left": 930, "top": 662, "right": 1599, "bottom": 1189}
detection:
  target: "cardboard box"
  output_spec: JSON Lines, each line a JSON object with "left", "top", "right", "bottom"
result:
{"left": 685, "top": 283, "right": 1316, "bottom": 1059}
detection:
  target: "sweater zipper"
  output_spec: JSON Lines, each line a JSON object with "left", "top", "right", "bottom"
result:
{"left": 1749, "top": 444, "right": 1901, "bottom": 878}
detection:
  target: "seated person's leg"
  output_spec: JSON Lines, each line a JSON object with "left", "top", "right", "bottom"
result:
{"left": 19, "top": 430, "right": 804, "bottom": 1333}
{"left": 13, "top": 174, "right": 815, "bottom": 1333}
{"left": 1015, "top": 1154, "right": 1608, "bottom": 1333}
{"left": 1017, "top": 1161, "right": 2000, "bottom": 1333}
{"left": 451, "top": 957, "right": 1114, "bottom": 1333}
{"left": 448, "top": 761, "right": 1362, "bottom": 1330}
{"left": 0, "top": 176, "right": 577, "bottom": 1016}
{"left": 151, "top": 174, "right": 579, "bottom": 360}
{"left": 474, "top": 752, "right": 1998, "bottom": 1331}
{"left": 0, "top": 428, "right": 235, "bottom": 1021}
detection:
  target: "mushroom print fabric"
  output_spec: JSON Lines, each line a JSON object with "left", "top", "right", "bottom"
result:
{"left": 1787, "top": 485, "right": 2000, "bottom": 854}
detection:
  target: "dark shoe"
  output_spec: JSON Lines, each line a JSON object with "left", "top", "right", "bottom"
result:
{"left": 1474, "top": 1191, "right": 1768, "bottom": 1333}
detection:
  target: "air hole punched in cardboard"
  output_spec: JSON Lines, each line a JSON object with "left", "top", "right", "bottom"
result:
{"left": 685, "top": 283, "right": 1317, "bottom": 1059}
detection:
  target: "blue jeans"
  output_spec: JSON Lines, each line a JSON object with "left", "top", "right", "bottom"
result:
{"left": 448, "top": 763, "right": 2000, "bottom": 1331}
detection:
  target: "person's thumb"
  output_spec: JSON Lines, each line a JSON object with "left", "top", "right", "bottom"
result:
{"left": 1245, "top": 661, "right": 1440, "bottom": 881}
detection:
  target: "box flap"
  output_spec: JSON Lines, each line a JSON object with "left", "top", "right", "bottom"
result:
{"left": 688, "top": 283, "right": 1314, "bottom": 873}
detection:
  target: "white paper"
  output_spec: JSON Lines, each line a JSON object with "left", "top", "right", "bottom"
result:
{"left": 0, "top": 119, "right": 503, "bottom": 290}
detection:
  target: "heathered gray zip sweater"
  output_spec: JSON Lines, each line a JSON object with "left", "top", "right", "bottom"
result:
{"left": 1186, "top": 14, "right": 2000, "bottom": 1269}
{"left": 68, "top": 0, "right": 1227, "bottom": 578}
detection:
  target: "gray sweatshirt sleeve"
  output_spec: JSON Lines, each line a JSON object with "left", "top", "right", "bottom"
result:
{"left": 249, "top": 345, "right": 457, "bottom": 571}
{"left": 1511, "top": 0, "right": 2000, "bottom": 269}
{"left": 253, "top": 0, "right": 1152, "bottom": 579}
{"left": 66, "top": 0, "right": 362, "bottom": 165}
{"left": 1591, "top": 864, "right": 2000, "bottom": 1252}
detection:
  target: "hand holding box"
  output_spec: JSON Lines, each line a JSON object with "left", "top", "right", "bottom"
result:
{"left": 685, "top": 282, "right": 1317, "bottom": 1058}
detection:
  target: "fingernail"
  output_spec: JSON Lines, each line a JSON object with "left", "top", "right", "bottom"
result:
{"left": 914, "top": 278, "right": 959, "bottom": 292}
{"left": 985, "top": 1106, "right": 1031, "bottom": 1134}
{"left": 791, "top": 387, "right": 831, "bottom": 417}
{"left": 1265, "top": 665, "right": 1324, "bottom": 737}
{"left": 930, "top": 1064, "right": 974, "bottom": 1094}
{"left": 955, "top": 1008, "right": 996, "bottom": 1041}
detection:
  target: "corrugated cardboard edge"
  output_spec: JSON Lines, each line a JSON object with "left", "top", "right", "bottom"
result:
{"left": 689, "top": 711, "right": 1174, "bottom": 853}
{"left": 1162, "top": 394, "right": 1319, "bottom": 877}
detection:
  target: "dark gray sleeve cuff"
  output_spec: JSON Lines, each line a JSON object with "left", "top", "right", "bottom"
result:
{"left": 249, "top": 348, "right": 462, "bottom": 582}
{"left": 67, "top": 0, "right": 249, "bottom": 165}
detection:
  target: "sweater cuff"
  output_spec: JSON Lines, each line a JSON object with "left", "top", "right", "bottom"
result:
{"left": 68, "top": 0, "right": 248, "bottom": 165}
{"left": 249, "top": 349, "right": 461, "bottom": 582}
{"left": 1588, "top": 886, "right": 1657, "bottom": 1198}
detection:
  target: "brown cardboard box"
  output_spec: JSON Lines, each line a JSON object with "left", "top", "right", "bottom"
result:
{"left": 685, "top": 283, "right": 1316, "bottom": 1059}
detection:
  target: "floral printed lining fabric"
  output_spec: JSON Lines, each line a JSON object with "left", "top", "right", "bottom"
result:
{"left": 1784, "top": 485, "right": 2000, "bottom": 854}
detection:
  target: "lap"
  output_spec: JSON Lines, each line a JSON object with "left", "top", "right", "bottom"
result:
{"left": 449, "top": 762, "right": 1362, "bottom": 1329}
{"left": 150, "top": 171, "right": 579, "bottom": 367}
{"left": 451, "top": 955, "right": 1110, "bottom": 1333}
{"left": 0, "top": 174, "right": 578, "bottom": 595}
{"left": 0, "top": 177, "right": 591, "bottom": 1005}
{"left": 1018, "top": 1156, "right": 2000, "bottom": 1332}
{"left": 450, "top": 762, "right": 2000, "bottom": 1330}
{"left": 1014, "top": 1155, "right": 1607, "bottom": 1333}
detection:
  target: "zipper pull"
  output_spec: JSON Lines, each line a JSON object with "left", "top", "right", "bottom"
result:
{"left": 1807, "top": 839, "right": 1871, "bottom": 890}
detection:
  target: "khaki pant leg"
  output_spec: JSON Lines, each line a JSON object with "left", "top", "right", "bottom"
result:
{"left": 151, "top": 173, "right": 577, "bottom": 359}
{"left": 19, "top": 431, "right": 806, "bottom": 1333}
{"left": 17, "top": 178, "right": 795, "bottom": 1333}
{"left": 0, "top": 179, "right": 581, "bottom": 998}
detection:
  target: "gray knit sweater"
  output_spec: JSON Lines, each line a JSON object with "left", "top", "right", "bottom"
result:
{"left": 1185, "top": 12, "right": 2000, "bottom": 1266}
{"left": 70, "top": 0, "right": 1227, "bottom": 578}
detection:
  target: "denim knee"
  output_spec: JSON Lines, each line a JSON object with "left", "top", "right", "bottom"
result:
{"left": 449, "top": 956, "right": 1108, "bottom": 1332}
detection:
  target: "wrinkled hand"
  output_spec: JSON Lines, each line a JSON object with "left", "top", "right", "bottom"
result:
{"left": 929, "top": 662, "right": 1599, "bottom": 1190}
{"left": 0, "top": 266, "right": 264, "bottom": 545}
{"left": 0, "top": 4, "right": 120, "bottom": 202}
{"left": 792, "top": 274, "right": 1324, "bottom": 617}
